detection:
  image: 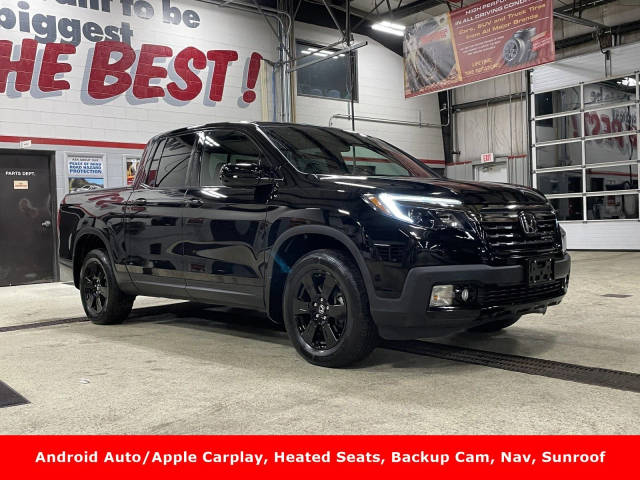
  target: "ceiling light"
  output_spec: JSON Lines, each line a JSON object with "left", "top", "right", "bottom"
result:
{"left": 371, "top": 21, "right": 405, "bottom": 36}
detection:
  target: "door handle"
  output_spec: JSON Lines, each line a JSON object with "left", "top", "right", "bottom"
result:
{"left": 186, "top": 198, "right": 204, "bottom": 207}
{"left": 134, "top": 198, "right": 147, "bottom": 206}
{"left": 41, "top": 220, "right": 52, "bottom": 228}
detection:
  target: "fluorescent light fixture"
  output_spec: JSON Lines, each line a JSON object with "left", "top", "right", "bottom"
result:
{"left": 620, "top": 77, "right": 637, "bottom": 87}
{"left": 313, "top": 51, "right": 329, "bottom": 57}
{"left": 371, "top": 21, "right": 405, "bottom": 37}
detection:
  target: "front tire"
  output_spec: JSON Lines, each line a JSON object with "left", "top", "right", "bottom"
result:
{"left": 79, "top": 249, "right": 135, "bottom": 325}
{"left": 467, "top": 315, "right": 521, "bottom": 333}
{"left": 283, "top": 249, "right": 378, "bottom": 368}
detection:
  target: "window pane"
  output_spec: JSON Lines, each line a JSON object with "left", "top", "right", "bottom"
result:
{"left": 145, "top": 139, "right": 165, "bottom": 186}
{"left": 550, "top": 198, "right": 583, "bottom": 221}
{"left": 534, "top": 86, "right": 581, "bottom": 116}
{"left": 164, "top": 135, "right": 196, "bottom": 157}
{"left": 584, "top": 106, "right": 636, "bottom": 137}
{"left": 295, "top": 41, "right": 357, "bottom": 101}
{"left": 198, "top": 131, "right": 261, "bottom": 186}
{"left": 586, "top": 164, "right": 638, "bottom": 192}
{"left": 536, "top": 142, "right": 581, "bottom": 169}
{"left": 585, "top": 134, "right": 637, "bottom": 164}
{"left": 340, "top": 146, "right": 411, "bottom": 176}
{"left": 156, "top": 134, "right": 195, "bottom": 188}
{"left": 536, "top": 170, "right": 582, "bottom": 195}
{"left": 587, "top": 194, "right": 639, "bottom": 220}
{"left": 535, "top": 114, "right": 581, "bottom": 142}
{"left": 583, "top": 76, "right": 637, "bottom": 110}
{"left": 262, "top": 125, "right": 437, "bottom": 177}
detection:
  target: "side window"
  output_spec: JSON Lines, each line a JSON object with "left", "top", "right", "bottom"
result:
{"left": 197, "top": 130, "right": 262, "bottom": 186}
{"left": 155, "top": 134, "right": 196, "bottom": 188}
{"left": 143, "top": 139, "right": 165, "bottom": 187}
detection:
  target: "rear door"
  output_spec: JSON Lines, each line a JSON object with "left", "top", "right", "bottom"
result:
{"left": 125, "top": 134, "right": 196, "bottom": 298}
{"left": 0, "top": 151, "right": 55, "bottom": 286}
{"left": 182, "top": 129, "right": 274, "bottom": 308}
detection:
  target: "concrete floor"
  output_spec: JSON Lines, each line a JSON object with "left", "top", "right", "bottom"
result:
{"left": 0, "top": 251, "right": 638, "bottom": 434}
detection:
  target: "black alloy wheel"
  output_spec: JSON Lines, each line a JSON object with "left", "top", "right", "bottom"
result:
{"left": 293, "top": 269, "right": 348, "bottom": 351}
{"left": 79, "top": 249, "right": 135, "bottom": 324}
{"left": 81, "top": 259, "right": 109, "bottom": 316}
{"left": 283, "top": 249, "right": 379, "bottom": 367}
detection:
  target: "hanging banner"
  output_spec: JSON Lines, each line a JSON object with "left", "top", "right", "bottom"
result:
{"left": 404, "top": 0, "right": 555, "bottom": 97}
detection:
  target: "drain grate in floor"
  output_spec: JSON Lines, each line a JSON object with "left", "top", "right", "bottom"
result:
{"left": 601, "top": 293, "right": 632, "bottom": 298}
{"left": 0, "top": 381, "right": 29, "bottom": 408}
{"left": 383, "top": 340, "right": 640, "bottom": 393}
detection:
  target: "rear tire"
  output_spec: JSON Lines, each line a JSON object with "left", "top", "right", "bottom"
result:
{"left": 79, "top": 249, "right": 135, "bottom": 325}
{"left": 283, "top": 249, "right": 378, "bottom": 368}
{"left": 467, "top": 315, "right": 521, "bottom": 333}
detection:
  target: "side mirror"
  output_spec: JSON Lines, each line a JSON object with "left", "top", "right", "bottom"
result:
{"left": 219, "top": 162, "right": 273, "bottom": 188}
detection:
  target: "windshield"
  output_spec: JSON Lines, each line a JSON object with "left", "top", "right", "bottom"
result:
{"left": 261, "top": 125, "right": 440, "bottom": 178}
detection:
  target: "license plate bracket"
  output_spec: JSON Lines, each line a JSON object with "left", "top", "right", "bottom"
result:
{"left": 528, "top": 258, "right": 554, "bottom": 285}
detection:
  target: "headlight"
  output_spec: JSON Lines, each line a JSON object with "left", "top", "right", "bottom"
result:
{"left": 362, "top": 193, "right": 468, "bottom": 229}
{"left": 560, "top": 225, "right": 567, "bottom": 253}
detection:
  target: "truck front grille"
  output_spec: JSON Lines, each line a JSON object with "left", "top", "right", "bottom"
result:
{"left": 479, "top": 207, "right": 560, "bottom": 258}
{"left": 479, "top": 279, "right": 565, "bottom": 306}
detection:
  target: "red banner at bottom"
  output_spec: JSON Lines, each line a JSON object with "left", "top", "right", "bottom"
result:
{"left": 1, "top": 435, "right": 637, "bottom": 478}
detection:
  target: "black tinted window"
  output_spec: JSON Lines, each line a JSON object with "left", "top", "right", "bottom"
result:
{"left": 144, "top": 139, "right": 165, "bottom": 186}
{"left": 198, "top": 131, "right": 261, "bottom": 186}
{"left": 262, "top": 125, "right": 438, "bottom": 178}
{"left": 155, "top": 134, "right": 196, "bottom": 188}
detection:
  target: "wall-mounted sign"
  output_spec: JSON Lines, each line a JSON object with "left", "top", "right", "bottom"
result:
{"left": 481, "top": 153, "right": 495, "bottom": 163}
{"left": 19, "top": 140, "right": 32, "bottom": 149}
{"left": 13, "top": 180, "right": 28, "bottom": 190}
{"left": 66, "top": 152, "right": 106, "bottom": 193}
{"left": 67, "top": 154, "right": 104, "bottom": 178}
{"left": 404, "top": 0, "right": 555, "bottom": 97}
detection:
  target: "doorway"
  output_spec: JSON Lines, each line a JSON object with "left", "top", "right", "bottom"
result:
{"left": 0, "top": 150, "right": 57, "bottom": 286}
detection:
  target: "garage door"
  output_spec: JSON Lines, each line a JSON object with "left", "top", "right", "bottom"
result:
{"left": 530, "top": 43, "right": 640, "bottom": 250}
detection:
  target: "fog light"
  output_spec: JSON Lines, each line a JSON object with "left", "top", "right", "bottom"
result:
{"left": 460, "top": 288, "right": 470, "bottom": 302}
{"left": 430, "top": 285, "right": 454, "bottom": 307}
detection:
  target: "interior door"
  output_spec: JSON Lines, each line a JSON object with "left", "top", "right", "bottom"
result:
{"left": 182, "top": 129, "right": 273, "bottom": 308}
{"left": 125, "top": 135, "right": 195, "bottom": 298}
{"left": 0, "top": 151, "right": 55, "bottom": 286}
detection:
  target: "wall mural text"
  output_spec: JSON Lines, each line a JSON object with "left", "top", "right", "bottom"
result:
{"left": 0, "top": 1, "right": 263, "bottom": 105}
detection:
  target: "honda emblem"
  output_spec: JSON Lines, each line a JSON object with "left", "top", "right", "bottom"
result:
{"left": 519, "top": 211, "right": 538, "bottom": 235}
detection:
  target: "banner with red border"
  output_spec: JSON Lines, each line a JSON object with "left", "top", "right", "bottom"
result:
{"left": 404, "top": 0, "right": 555, "bottom": 97}
{"left": 0, "top": 435, "right": 637, "bottom": 479}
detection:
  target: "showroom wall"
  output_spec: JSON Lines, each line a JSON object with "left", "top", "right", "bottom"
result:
{"left": 0, "top": 1, "right": 446, "bottom": 203}
{"left": 446, "top": 71, "right": 529, "bottom": 185}
{"left": 0, "top": 0, "right": 281, "bottom": 203}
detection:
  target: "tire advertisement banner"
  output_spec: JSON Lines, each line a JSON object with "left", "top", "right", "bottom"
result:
{"left": 404, "top": 0, "right": 555, "bottom": 97}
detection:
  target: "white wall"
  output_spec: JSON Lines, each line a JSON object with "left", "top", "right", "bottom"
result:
{"left": 293, "top": 22, "right": 445, "bottom": 166}
{"left": 0, "top": 0, "right": 278, "bottom": 144}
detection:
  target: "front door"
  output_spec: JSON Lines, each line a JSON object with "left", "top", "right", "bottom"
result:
{"left": 182, "top": 129, "right": 274, "bottom": 308}
{"left": 125, "top": 135, "right": 195, "bottom": 298}
{"left": 0, "top": 151, "right": 55, "bottom": 286}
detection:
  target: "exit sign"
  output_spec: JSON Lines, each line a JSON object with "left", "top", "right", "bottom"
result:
{"left": 480, "top": 153, "right": 494, "bottom": 163}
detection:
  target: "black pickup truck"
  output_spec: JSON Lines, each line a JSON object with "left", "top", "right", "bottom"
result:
{"left": 59, "top": 122, "right": 570, "bottom": 367}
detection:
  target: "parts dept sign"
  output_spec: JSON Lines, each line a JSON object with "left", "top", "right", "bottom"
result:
{"left": 0, "top": 0, "right": 265, "bottom": 105}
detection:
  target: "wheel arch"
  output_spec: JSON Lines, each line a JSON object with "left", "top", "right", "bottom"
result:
{"left": 72, "top": 229, "right": 112, "bottom": 288}
{"left": 264, "top": 225, "right": 375, "bottom": 324}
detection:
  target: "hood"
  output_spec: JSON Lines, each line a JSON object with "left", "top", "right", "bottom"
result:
{"left": 317, "top": 175, "right": 547, "bottom": 205}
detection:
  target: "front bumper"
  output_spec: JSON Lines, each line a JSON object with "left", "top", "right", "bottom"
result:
{"left": 370, "top": 253, "right": 571, "bottom": 340}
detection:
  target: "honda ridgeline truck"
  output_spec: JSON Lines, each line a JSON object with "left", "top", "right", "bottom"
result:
{"left": 58, "top": 123, "right": 570, "bottom": 367}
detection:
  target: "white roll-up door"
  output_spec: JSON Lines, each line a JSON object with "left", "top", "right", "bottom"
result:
{"left": 530, "top": 43, "right": 640, "bottom": 250}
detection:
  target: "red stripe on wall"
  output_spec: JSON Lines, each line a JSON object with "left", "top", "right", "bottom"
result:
{"left": 0, "top": 135, "right": 146, "bottom": 150}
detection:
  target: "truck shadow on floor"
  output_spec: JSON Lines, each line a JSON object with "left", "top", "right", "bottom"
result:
{"left": 124, "top": 301, "right": 559, "bottom": 368}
